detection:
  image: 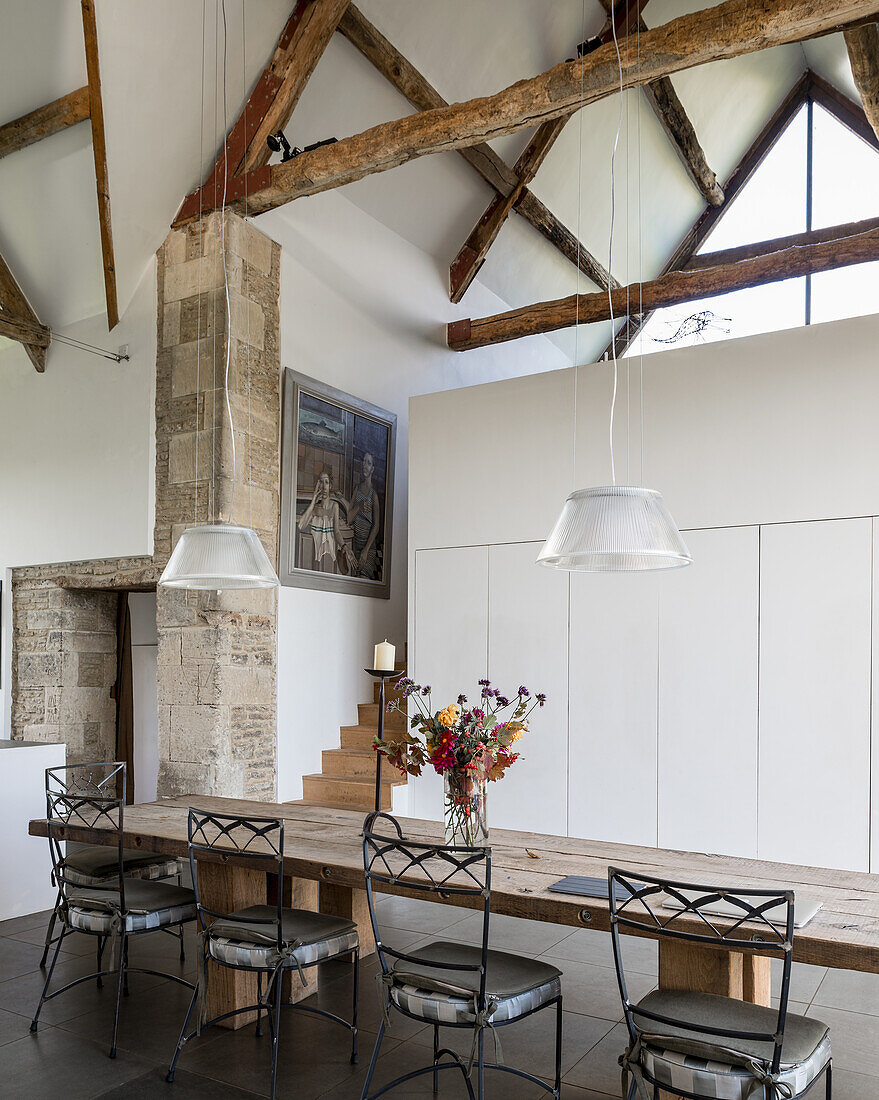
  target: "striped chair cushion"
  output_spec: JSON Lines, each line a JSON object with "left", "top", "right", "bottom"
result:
{"left": 63, "top": 851, "right": 182, "bottom": 887}
{"left": 391, "top": 974, "right": 561, "bottom": 1025}
{"left": 641, "top": 1033, "right": 832, "bottom": 1100}
{"left": 206, "top": 905, "right": 358, "bottom": 970}
{"left": 67, "top": 879, "right": 196, "bottom": 935}
{"left": 387, "top": 940, "right": 562, "bottom": 1025}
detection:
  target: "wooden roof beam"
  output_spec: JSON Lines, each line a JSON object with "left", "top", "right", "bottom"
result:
{"left": 447, "top": 0, "right": 647, "bottom": 303}
{"left": 0, "top": 251, "right": 50, "bottom": 372}
{"left": 174, "top": 0, "right": 879, "bottom": 225}
{"left": 81, "top": 0, "right": 118, "bottom": 330}
{"left": 447, "top": 221, "right": 879, "bottom": 351}
{"left": 0, "top": 87, "right": 89, "bottom": 161}
{"left": 844, "top": 22, "right": 879, "bottom": 144}
{"left": 176, "top": 0, "right": 349, "bottom": 224}
{"left": 338, "top": 3, "right": 616, "bottom": 294}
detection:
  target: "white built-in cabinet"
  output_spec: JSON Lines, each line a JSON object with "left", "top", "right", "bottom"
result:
{"left": 412, "top": 518, "right": 877, "bottom": 870}
{"left": 758, "top": 519, "right": 872, "bottom": 872}
{"left": 658, "top": 527, "right": 760, "bottom": 859}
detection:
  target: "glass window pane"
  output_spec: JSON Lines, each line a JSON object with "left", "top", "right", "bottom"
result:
{"left": 811, "top": 104, "right": 879, "bottom": 229}
{"left": 811, "top": 261, "right": 879, "bottom": 325}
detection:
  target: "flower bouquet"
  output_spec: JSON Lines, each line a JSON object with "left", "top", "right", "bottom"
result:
{"left": 374, "top": 678, "right": 546, "bottom": 845}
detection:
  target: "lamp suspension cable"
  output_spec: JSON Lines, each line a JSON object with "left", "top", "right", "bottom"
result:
{"left": 194, "top": 0, "right": 206, "bottom": 530}
{"left": 606, "top": 4, "right": 625, "bottom": 487}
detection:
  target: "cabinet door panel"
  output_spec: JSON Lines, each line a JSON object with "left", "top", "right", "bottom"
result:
{"left": 759, "top": 519, "right": 872, "bottom": 871}
{"left": 569, "top": 572, "right": 660, "bottom": 846}
{"left": 488, "top": 543, "right": 569, "bottom": 835}
{"left": 411, "top": 547, "right": 489, "bottom": 821}
{"left": 658, "top": 527, "right": 759, "bottom": 858}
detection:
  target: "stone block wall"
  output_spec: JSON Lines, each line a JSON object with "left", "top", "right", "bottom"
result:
{"left": 11, "top": 212, "right": 282, "bottom": 802}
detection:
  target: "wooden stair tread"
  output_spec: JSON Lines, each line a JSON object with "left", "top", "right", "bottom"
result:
{"left": 302, "top": 772, "right": 406, "bottom": 787}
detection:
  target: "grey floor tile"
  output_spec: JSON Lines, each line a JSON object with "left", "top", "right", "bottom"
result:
{"left": 829, "top": 1066, "right": 879, "bottom": 1100}
{"left": 408, "top": 1006, "right": 615, "bottom": 1080}
{"left": 0, "top": 908, "right": 54, "bottom": 937}
{"left": 439, "top": 912, "right": 573, "bottom": 956}
{"left": 770, "top": 958, "right": 827, "bottom": 1004}
{"left": 806, "top": 1004, "right": 879, "bottom": 1076}
{"left": 10, "top": 926, "right": 98, "bottom": 956}
{"left": 812, "top": 967, "right": 879, "bottom": 1018}
{"left": 178, "top": 1008, "right": 369, "bottom": 1099}
{"left": 558, "top": 960, "right": 651, "bottom": 1022}
{"left": 373, "top": 896, "right": 471, "bottom": 936}
{"left": 0, "top": 1003, "right": 38, "bottom": 1046}
{"left": 95, "top": 1065, "right": 265, "bottom": 1099}
{"left": 0, "top": 1026, "right": 154, "bottom": 1099}
{"left": 0, "top": 934, "right": 79, "bottom": 982}
{"left": 374, "top": 927, "right": 435, "bottom": 955}
{"left": 562, "top": 1020, "right": 630, "bottom": 1095}
{"left": 543, "top": 930, "right": 657, "bottom": 976}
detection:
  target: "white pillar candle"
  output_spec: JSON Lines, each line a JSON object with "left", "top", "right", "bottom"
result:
{"left": 374, "top": 640, "right": 395, "bottom": 671}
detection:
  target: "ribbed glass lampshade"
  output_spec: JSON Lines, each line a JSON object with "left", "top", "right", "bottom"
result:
{"left": 537, "top": 486, "right": 692, "bottom": 572}
{"left": 159, "top": 523, "right": 279, "bottom": 590}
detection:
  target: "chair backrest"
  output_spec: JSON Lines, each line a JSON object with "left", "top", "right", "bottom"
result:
{"left": 608, "top": 866, "right": 795, "bottom": 1075}
{"left": 45, "top": 761, "right": 126, "bottom": 910}
{"left": 187, "top": 808, "right": 284, "bottom": 949}
{"left": 362, "top": 811, "right": 492, "bottom": 1008}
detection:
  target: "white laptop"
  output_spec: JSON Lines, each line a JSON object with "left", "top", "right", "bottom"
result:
{"left": 662, "top": 890, "right": 823, "bottom": 930}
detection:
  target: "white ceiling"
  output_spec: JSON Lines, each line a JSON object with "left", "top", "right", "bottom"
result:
{"left": 0, "top": 0, "right": 864, "bottom": 365}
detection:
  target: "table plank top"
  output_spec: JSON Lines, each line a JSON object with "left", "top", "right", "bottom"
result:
{"left": 29, "top": 795, "right": 879, "bottom": 974}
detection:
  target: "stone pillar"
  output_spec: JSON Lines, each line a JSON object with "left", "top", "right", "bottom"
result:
{"left": 153, "top": 211, "right": 281, "bottom": 801}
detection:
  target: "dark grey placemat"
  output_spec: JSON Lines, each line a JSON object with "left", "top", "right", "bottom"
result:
{"left": 548, "top": 875, "right": 631, "bottom": 901}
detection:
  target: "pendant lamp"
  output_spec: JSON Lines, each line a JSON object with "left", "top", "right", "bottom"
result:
{"left": 159, "top": 523, "right": 279, "bottom": 590}
{"left": 537, "top": 11, "right": 691, "bottom": 575}
{"left": 159, "top": 5, "right": 278, "bottom": 593}
{"left": 537, "top": 486, "right": 691, "bottom": 572}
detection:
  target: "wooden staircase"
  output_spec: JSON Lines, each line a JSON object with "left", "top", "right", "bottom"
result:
{"left": 291, "top": 661, "right": 409, "bottom": 811}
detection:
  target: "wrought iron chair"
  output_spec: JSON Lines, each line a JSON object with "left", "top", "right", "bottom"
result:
{"left": 31, "top": 762, "right": 196, "bottom": 1058}
{"left": 361, "top": 811, "right": 563, "bottom": 1100}
{"left": 167, "top": 808, "right": 359, "bottom": 1100}
{"left": 38, "top": 761, "right": 186, "bottom": 973}
{"left": 608, "top": 867, "right": 832, "bottom": 1100}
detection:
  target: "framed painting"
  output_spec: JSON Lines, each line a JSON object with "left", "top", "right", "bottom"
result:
{"left": 279, "top": 369, "right": 396, "bottom": 598}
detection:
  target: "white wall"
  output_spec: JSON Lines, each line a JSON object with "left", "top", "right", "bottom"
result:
{"left": 409, "top": 313, "right": 879, "bottom": 871}
{"left": 256, "top": 191, "right": 568, "bottom": 800}
{"left": 0, "top": 260, "right": 158, "bottom": 737}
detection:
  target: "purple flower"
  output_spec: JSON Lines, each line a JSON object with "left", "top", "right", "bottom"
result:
{"left": 421, "top": 685, "right": 431, "bottom": 695}
{"left": 396, "top": 676, "right": 413, "bottom": 686}
{"left": 536, "top": 692, "right": 547, "bottom": 707}
{"left": 477, "top": 678, "right": 491, "bottom": 687}
{"left": 517, "top": 685, "right": 530, "bottom": 698}
{"left": 496, "top": 695, "right": 510, "bottom": 708}
{"left": 472, "top": 708, "right": 485, "bottom": 720}
{"left": 457, "top": 694, "right": 468, "bottom": 705}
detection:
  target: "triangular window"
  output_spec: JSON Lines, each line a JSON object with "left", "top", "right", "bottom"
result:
{"left": 626, "top": 95, "right": 879, "bottom": 355}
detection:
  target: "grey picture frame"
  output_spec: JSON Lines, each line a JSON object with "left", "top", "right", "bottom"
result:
{"left": 279, "top": 369, "right": 396, "bottom": 599}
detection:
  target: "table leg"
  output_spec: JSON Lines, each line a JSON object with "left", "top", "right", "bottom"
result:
{"left": 319, "top": 882, "right": 376, "bottom": 959}
{"left": 658, "top": 940, "right": 771, "bottom": 1005}
{"left": 198, "top": 861, "right": 264, "bottom": 1030}
{"left": 282, "top": 876, "right": 320, "bottom": 1004}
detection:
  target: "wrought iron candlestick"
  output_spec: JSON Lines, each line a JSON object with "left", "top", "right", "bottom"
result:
{"left": 364, "top": 668, "right": 398, "bottom": 812}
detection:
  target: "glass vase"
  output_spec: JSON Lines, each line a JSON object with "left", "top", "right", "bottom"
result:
{"left": 444, "top": 766, "right": 489, "bottom": 846}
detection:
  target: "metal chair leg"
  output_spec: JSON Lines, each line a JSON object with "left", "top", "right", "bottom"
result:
{"left": 31, "top": 925, "right": 67, "bottom": 1031}
{"left": 477, "top": 1027, "right": 485, "bottom": 1100}
{"left": 351, "top": 948, "right": 359, "bottom": 1065}
{"left": 554, "top": 997, "right": 563, "bottom": 1097}
{"left": 166, "top": 977, "right": 199, "bottom": 1083}
{"left": 256, "top": 971, "right": 264, "bottom": 1038}
{"left": 360, "top": 1019, "right": 386, "bottom": 1100}
{"left": 110, "top": 931, "right": 126, "bottom": 1058}
{"left": 39, "top": 896, "right": 60, "bottom": 968}
{"left": 96, "top": 935, "right": 105, "bottom": 988}
{"left": 122, "top": 936, "right": 130, "bottom": 997}
{"left": 433, "top": 1023, "right": 440, "bottom": 1093}
{"left": 269, "top": 971, "right": 284, "bottom": 1100}
{"left": 826, "top": 1061, "right": 833, "bottom": 1099}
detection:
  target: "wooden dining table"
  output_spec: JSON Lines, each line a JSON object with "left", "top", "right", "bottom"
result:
{"left": 29, "top": 795, "right": 879, "bottom": 1031}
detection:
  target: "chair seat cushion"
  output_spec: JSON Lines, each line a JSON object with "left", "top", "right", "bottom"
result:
{"left": 67, "top": 879, "right": 196, "bottom": 934}
{"left": 207, "top": 905, "right": 358, "bottom": 969}
{"left": 633, "top": 990, "right": 831, "bottom": 1100}
{"left": 389, "top": 940, "right": 561, "bottom": 1025}
{"left": 62, "top": 845, "right": 182, "bottom": 887}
